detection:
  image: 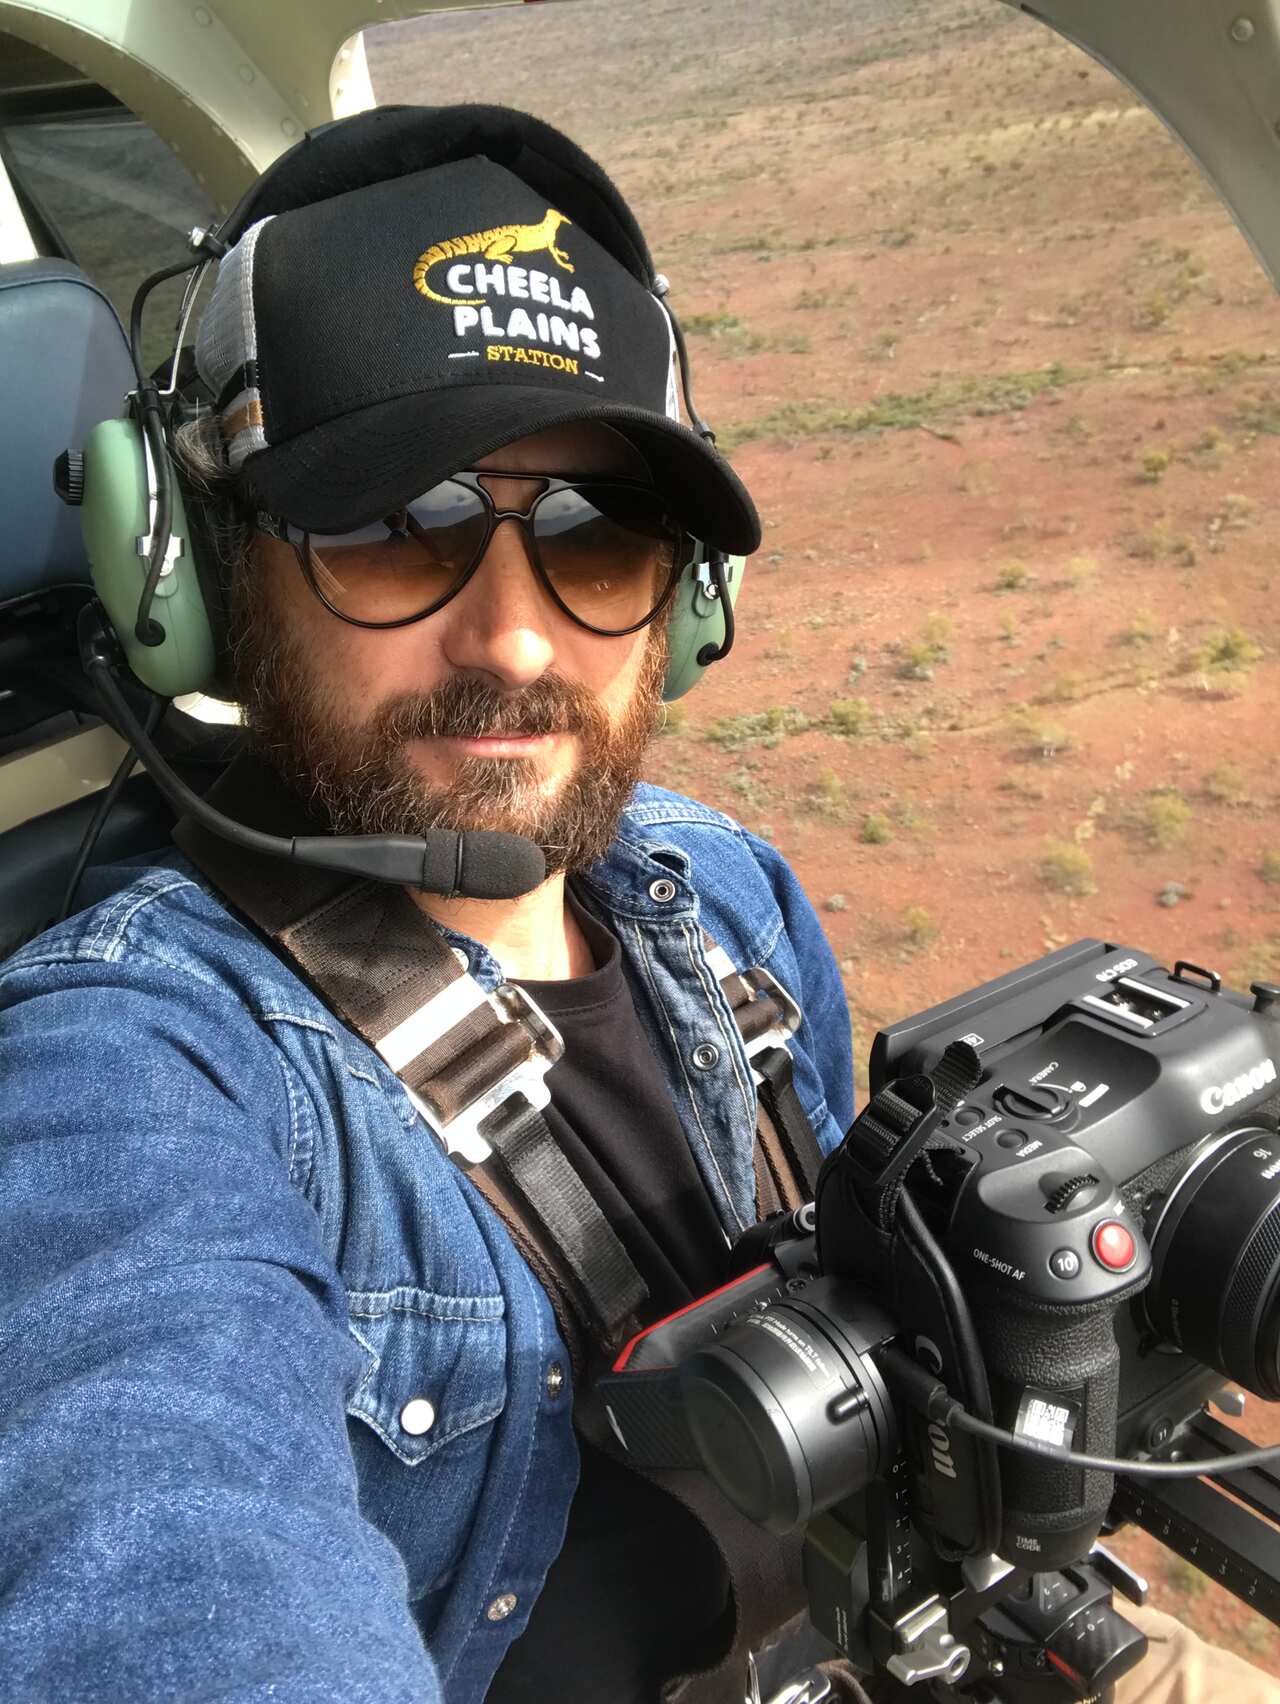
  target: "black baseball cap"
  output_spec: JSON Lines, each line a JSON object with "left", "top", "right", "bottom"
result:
{"left": 195, "top": 105, "right": 760, "bottom": 554}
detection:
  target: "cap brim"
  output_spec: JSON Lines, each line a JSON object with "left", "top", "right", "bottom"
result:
{"left": 240, "top": 386, "right": 761, "bottom": 555}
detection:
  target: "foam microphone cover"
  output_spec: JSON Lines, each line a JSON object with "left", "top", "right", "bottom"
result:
{"left": 454, "top": 830, "right": 546, "bottom": 899}
{"left": 291, "top": 830, "right": 545, "bottom": 897}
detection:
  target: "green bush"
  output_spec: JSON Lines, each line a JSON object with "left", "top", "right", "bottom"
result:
{"left": 1205, "top": 764, "right": 1248, "bottom": 805}
{"left": 1139, "top": 448, "right": 1171, "bottom": 483}
{"left": 809, "top": 768, "right": 848, "bottom": 821}
{"left": 706, "top": 707, "right": 808, "bottom": 749}
{"left": 1122, "top": 610, "right": 1160, "bottom": 646}
{"left": 1011, "top": 711, "right": 1073, "bottom": 760}
{"left": 1142, "top": 791, "right": 1191, "bottom": 850}
{"left": 1040, "top": 841, "right": 1096, "bottom": 897}
{"left": 861, "top": 813, "right": 893, "bottom": 845}
{"left": 903, "top": 906, "right": 938, "bottom": 949}
{"left": 1186, "top": 628, "right": 1263, "bottom": 674}
{"left": 996, "top": 561, "right": 1030, "bottom": 592}
{"left": 828, "top": 697, "right": 872, "bottom": 736}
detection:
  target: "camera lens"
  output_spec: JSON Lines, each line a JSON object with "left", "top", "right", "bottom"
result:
{"left": 1145, "top": 1126, "right": 1280, "bottom": 1398}
{"left": 677, "top": 1277, "right": 896, "bottom": 1533}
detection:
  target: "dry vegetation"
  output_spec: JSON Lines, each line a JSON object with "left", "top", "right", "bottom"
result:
{"left": 370, "top": 0, "right": 1280, "bottom": 1669}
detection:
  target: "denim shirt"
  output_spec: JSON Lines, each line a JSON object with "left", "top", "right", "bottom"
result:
{"left": 0, "top": 782, "right": 853, "bottom": 1703}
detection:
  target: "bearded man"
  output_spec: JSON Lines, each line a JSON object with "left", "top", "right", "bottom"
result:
{"left": 0, "top": 106, "right": 855, "bottom": 1704}
{"left": 0, "top": 105, "right": 1273, "bottom": 1704}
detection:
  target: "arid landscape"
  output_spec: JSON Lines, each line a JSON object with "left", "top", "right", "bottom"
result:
{"left": 370, "top": 0, "right": 1280, "bottom": 1675}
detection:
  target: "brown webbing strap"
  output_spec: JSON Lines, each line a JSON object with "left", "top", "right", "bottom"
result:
{"left": 754, "top": 1102, "right": 802, "bottom": 1217}
{"left": 172, "top": 803, "right": 649, "bottom": 1348}
{"left": 656, "top": 1473, "right": 806, "bottom": 1704}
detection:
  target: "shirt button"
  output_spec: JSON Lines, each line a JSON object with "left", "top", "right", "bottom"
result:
{"left": 692, "top": 1042, "right": 720, "bottom": 1071}
{"left": 399, "top": 1397, "right": 436, "bottom": 1436}
{"left": 545, "top": 1361, "right": 565, "bottom": 1399}
{"left": 486, "top": 1592, "right": 518, "bottom": 1622}
{"left": 648, "top": 877, "right": 677, "bottom": 903}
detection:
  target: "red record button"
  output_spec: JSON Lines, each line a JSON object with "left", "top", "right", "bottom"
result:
{"left": 1091, "top": 1219, "right": 1136, "bottom": 1272}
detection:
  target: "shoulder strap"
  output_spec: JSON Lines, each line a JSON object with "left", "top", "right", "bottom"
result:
{"left": 176, "top": 791, "right": 826, "bottom": 1311}
{"left": 702, "top": 936, "right": 824, "bottom": 1212}
{"left": 173, "top": 807, "right": 649, "bottom": 1353}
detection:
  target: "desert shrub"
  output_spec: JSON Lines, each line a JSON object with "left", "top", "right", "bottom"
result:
{"left": 861, "top": 813, "right": 893, "bottom": 845}
{"left": 1261, "top": 853, "right": 1280, "bottom": 886}
{"left": 898, "top": 614, "right": 952, "bottom": 680}
{"left": 809, "top": 768, "right": 847, "bottom": 820}
{"left": 1011, "top": 711, "right": 1074, "bottom": 760}
{"left": 682, "top": 311, "right": 764, "bottom": 355}
{"left": 920, "top": 612, "right": 952, "bottom": 651}
{"left": 1127, "top": 524, "right": 1195, "bottom": 564}
{"left": 1040, "top": 841, "right": 1096, "bottom": 897}
{"left": 1142, "top": 790, "right": 1191, "bottom": 849}
{"left": 903, "top": 905, "right": 939, "bottom": 949}
{"left": 1048, "top": 671, "right": 1085, "bottom": 703}
{"left": 1122, "top": 610, "right": 1160, "bottom": 646}
{"left": 828, "top": 697, "right": 872, "bottom": 736}
{"left": 706, "top": 706, "right": 808, "bottom": 749}
{"left": 1063, "top": 555, "right": 1097, "bottom": 588}
{"left": 996, "top": 560, "right": 1030, "bottom": 592}
{"left": 1139, "top": 448, "right": 1171, "bottom": 483}
{"left": 1185, "top": 628, "right": 1263, "bottom": 674}
{"left": 1137, "top": 291, "right": 1170, "bottom": 330}
{"left": 1205, "top": 764, "right": 1248, "bottom": 805}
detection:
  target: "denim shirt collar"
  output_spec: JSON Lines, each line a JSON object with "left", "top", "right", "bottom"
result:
{"left": 439, "top": 789, "right": 704, "bottom": 990}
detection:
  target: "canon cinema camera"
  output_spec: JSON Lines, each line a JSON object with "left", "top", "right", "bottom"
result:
{"left": 594, "top": 939, "right": 1280, "bottom": 1701}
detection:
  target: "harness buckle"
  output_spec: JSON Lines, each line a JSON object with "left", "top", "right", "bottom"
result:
{"left": 395, "top": 981, "right": 564, "bottom": 1167}
{"left": 739, "top": 965, "right": 802, "bottom": 1082}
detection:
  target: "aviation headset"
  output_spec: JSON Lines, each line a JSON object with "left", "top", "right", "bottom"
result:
{"left": 63, "top": 105, "right": 753, "bottom": 901}
{"left": 71, "top": 103, "right": 747, "bottom": 707}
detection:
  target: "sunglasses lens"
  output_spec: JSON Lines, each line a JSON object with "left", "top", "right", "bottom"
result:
{"left": 292, "top": 478, "right": 681, "bottom": 632}
{"left": 533, "top": 485, "right": 680, "bottom": 633}
{"left": 301, "top": 483, "right": 489, "bottom": 623}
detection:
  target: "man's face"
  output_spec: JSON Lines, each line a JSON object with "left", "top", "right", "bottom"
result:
{"left": 234, "top": 422, "right": 671, "bottom": 876}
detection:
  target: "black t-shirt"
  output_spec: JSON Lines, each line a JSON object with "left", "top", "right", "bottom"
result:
{"left": 486, "top": 895, "right": 733, "bottom": 1702}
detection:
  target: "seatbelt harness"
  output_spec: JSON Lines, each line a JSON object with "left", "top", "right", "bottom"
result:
{"left": 174, "top": 786, "right": 829, "bottom": 1704}
{"left": 174, "top": 809, "right": 819, "bottom": 1350}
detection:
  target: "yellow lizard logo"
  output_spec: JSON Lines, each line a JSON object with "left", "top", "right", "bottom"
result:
{"left": 413, "top": 209, "right": 574, "bottom": 306}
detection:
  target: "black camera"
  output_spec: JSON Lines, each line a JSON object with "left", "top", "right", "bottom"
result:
{"left": 594, "top": 939, "right": 1280, "bottom": 1698}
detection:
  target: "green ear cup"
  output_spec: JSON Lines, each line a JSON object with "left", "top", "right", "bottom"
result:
{"left": 661, "top": 547, "right": 746, "bottom": 702}
{"left": 80, "top": 418, "right": 216, "bottom": 698}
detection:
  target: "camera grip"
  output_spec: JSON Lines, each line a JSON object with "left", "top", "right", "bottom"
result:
{"left": 972, "top": 1286, "right": 1120, "bottom": 1569}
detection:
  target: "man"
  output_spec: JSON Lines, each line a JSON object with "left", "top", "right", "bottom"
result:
{"left": 0, "top": 107, "right": 853, "bottom": 1704}
{"left": 0, "top": 106, "right": 1273, "bottom": 1704}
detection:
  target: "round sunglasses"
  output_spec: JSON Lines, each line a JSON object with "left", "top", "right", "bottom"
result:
{"left": 258, "top": 469, "right": 687, "bottom": 637}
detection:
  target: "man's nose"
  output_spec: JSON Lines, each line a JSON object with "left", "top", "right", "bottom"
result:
{"left": 438, "top": 519, "right": 556, "bottom": 690}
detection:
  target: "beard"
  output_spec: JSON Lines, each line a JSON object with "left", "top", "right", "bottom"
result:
{"left": 228, "top": 570, "right": 669, "bottom": 879}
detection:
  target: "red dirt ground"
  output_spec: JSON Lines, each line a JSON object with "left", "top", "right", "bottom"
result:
{"left": 371, "top": 0, "right": 1280, "bottom": 1676}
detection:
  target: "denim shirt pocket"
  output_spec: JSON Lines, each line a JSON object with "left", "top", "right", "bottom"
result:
{"left": 345, "top": 1286, "right": 507, "bottom": 1468}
